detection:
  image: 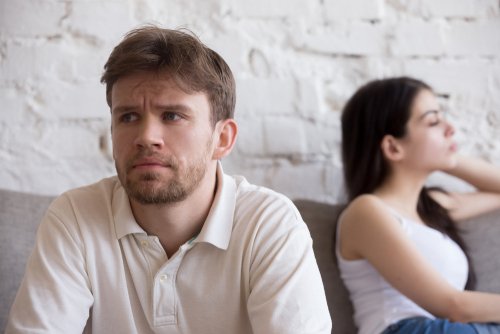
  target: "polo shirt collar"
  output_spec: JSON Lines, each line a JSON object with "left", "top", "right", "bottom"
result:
{"left": 112, "top": 162, "right": 237, "bottom": 250}
{"left": 113, "top": 182, "right": 146, "bottom": 239}
{"left": 193, "top": 162, "right": 236, "bottom": 250}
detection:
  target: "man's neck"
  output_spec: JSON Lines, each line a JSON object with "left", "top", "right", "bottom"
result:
{"left": 130, "top": 168, "right": 218, "bottom": 258}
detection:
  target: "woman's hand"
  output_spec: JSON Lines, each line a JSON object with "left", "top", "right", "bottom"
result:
{"left": 432, "top": 155, "right": 500, "bottom": 221}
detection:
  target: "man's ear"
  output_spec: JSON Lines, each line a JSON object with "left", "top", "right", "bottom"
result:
{"left": 380, "top": 134, "right": 404, "bottom": 161}
{"left": 212, "top": 119, "right": 238, "bottom": 160}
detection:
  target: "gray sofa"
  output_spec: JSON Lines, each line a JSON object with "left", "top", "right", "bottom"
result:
{"left": 1, "top": 189, "right": 500, "bottom": 333}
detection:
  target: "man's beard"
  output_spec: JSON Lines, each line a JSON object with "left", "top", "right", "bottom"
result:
{"left": 116, "top": 149, "right": 209, "bottom": 205}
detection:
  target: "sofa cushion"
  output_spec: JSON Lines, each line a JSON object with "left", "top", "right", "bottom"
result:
{"left": 0, "top": 189, "right": 54, "bottom": 332}
{"left": 461, "top": 209, "right": 500, "bottom": 293}
{"left": 2, "top": 192, "right": 499, "bottom": 334}
{"left": 294, "top": 199, "right": 356, "bottom": 334}
{"left": 295, "top": 199, "right": 500, "bottom": 334}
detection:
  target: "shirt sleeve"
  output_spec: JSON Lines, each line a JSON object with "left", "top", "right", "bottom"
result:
{"left": 246, "top": 203, "right": 332, "bottom": 334}
{"left": 6, "top": 198, "right": 93, "bottom": 334}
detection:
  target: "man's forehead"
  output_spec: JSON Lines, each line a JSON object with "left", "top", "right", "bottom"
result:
{"left": 112, "top": 72, "right": 205, "bottom": 100}
{"left": 113, "top": 72, "right": 178, "bottom": 93}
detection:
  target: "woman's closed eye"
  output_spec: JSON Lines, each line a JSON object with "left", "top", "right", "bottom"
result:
{"left": 429, "top": 118, "right": 441, "bottom": 126}
{"left": 422, "top": 110, "right": 443, "bottom": 126}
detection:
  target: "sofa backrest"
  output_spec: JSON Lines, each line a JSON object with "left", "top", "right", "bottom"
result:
{"left": 294, "top": 199, "right": 356, "bottom": 334}
{"left": 460, "top": 209, "right": 500, "bottom": 293}
{"left": 2, "top": 189, "right": 500, "bottom": 334}
{"left": 294, "top": 199, "right": 500, "bottom": 334}
{"left": 0, "top": 189, "right": 55, "bottom": 333}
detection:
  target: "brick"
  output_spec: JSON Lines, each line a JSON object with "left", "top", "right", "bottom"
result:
{"left": 324, "top": 0, "right": 384, "bottom": 20}
{"left": 445, "top": 19, "right": 500, "bottom": 56}
{"left": 56, "top": 38, "right": 109, "bottom": 81}
{"left": 0, "top": 167, "right": 19, "bottom": 193}
{"left": 268, "top": 162, "right": 328, "bottom": 199}
{"left": 296, "top": 21, "right": 386, "bottom": 55}
{"left": 0, "top": 122, "right": 40, "bottom": 156}
{"left": 1, "top": 121, "right": 105, "bottom": 160}
{"left": 391, "top": 20, "right": 445, "bottom": 56}
{"left": 42, "top": 125, "right": 105, "bottom": 159}
{"left": 236, "top": 78, "right": 297, "bottom": 115}
{"left": 418, "top": 0, "right": 498, "bottom": 18}
{"left": 296, "top": 79, "right": 324, "bottom": 117}
{"left": 229, "top": 0, "right": 316, "bottom": 18}
{"left": 490, "top": 64, "right": 500, "bottom": 124}
{"left": 130, "top": 0, "right": 230, "bottom": 24}
{"left": 324, "top": 163, "right": 348, "bottom": 204}
{"left": 0, "top": 0, "right": 66, "bottom": 37}
{"left": 32, "top": 79, "right": 108, "bottom": 119}
{"left": 2, "top": 161, "right": 113, "bottom": 196}
{"left": 0, "top": 117, "right": 114, "bottom": 194}
{"left": 222, "top": 156, "right": 273, "bottom": 190}
{"left": 204, "top": 31, "right": 248, "bottom": 76}
{"left": 233, "top": 117, "right": 266, "bottom": 156}
{"left": 263, "top": 117, "right": 307, "bottom": 155}
{"left": 1, "top": 37, "right": 107, "bottom": 85}
{"left": 403, "top": 58, "right": 491, "bottom": 95}
{"left": 0, "top": 119, "right": 113, "bottom": 194}
{"left": 64, "top": 1, "right": 135, "bottom": 43}
{"left": 1, "top": 41, "right": 61, "bottom": 83}
{"left": 0, "top": 86, "right": 28, "bottom": 122}
{"left": 302, "top": 116, "right": 340, "bottom": 156}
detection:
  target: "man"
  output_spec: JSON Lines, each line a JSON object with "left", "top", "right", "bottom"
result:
{"left": 6, "top": 26, "right": 331, "bottom": 333}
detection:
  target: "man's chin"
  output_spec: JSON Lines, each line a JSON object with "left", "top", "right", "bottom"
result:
{"left": 125, "top": 181, "right": 188, "bottom": 205}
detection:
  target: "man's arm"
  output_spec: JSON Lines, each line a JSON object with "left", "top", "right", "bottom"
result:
{"left": 6, "top": 200, "right": 93, "bottom": 334}
{"left": 247, "top": 210, "right": 332, "bottom": 334}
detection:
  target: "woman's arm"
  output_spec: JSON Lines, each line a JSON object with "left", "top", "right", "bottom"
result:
{"left": 339, "top": 195, "right": 500, "bottom": 323}
{"left": 431, "top": 155, "right": 500, "bottom": 221}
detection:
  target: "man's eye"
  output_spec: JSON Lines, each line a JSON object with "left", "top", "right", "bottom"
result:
{"left": 119, "top": 113, "right": 138, "bottom": 123}
{"left": 163, "top": 112, "right": 181, "bottom": 121}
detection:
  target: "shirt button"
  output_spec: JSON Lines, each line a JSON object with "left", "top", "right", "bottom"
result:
{"left": 159, "top": 274, "right": 168, "bottom": 282}
{"left": 140, "top": 240, "right": 148, "bottom": 247}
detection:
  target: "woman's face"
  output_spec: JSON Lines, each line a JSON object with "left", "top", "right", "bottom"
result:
{"left": 398, "top": 89, "right": 457, "bottom": 172}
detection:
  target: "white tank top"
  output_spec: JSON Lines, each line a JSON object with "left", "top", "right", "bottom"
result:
{"left": 336, "top": 207, "right": 468, "bottom": 334}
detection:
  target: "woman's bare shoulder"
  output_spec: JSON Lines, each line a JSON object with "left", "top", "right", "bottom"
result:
{"left": 339, "top": 194, "right": 403, "bottom": 259}
{"left": 343, "top": 194, "right": 386, "bottom": 218}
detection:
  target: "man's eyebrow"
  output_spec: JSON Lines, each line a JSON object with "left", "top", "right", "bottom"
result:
{"left": 112, "top": 106, "right": 138, "bottom": 114}
{"left": 112, "top": 104, "right": 193, "bottom": 113}
{"left": 155, "top": 104, "right": 193, "bottom": 113}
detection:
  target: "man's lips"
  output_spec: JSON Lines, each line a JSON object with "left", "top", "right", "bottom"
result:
{"left": 131, "top": 158, "right": 169, "bottom": 169}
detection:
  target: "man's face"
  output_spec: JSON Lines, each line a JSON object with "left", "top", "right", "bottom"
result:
{"left": 110, "top": 71, "right": 217, "bottom": 205}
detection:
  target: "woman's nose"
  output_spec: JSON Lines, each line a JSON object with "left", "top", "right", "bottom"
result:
{"left": 444, "top": 120, "right": 455, "bottom": 137}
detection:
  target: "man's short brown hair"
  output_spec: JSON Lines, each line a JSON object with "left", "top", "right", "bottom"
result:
{"left": 101, "top": 26, "right": 236, "bottom": 125}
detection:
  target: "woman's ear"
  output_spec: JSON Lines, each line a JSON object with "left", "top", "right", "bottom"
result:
{"left": 212, "top": 119, "right": 238, "bottom": 160}
{"left": 380, "top": 134, "right": 405, "bottom": 161}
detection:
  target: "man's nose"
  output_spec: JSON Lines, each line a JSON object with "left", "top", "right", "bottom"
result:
{"left": 134, "top": 117, "right": 164, "bottom": 148}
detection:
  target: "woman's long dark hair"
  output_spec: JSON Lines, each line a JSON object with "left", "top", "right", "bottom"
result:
{"left": 341, "top": 77, "right": 475, "bottom": 288}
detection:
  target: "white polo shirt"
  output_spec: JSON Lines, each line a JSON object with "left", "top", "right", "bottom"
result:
{"left": 7, "top": 164, "right": 331, "bottom": 334}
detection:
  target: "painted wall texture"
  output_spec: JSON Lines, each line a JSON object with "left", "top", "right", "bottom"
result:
{"left": 1, "top": 0, "right": 499, "bottom": 203}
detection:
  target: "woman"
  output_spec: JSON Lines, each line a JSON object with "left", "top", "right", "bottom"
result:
{"left": 338, "top": 77, "right": 500, "bottom": 334}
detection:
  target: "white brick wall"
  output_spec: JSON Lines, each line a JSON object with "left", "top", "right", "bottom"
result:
{"left": 1, "top": 0, "right": 499, "bottom": 204}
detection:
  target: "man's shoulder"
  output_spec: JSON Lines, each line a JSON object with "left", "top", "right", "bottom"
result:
{"left": 50, "top": 176, "right": 120, "bottom": 212}
{"left": 231, "top": 174, "right": 302, "bottom": 222}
